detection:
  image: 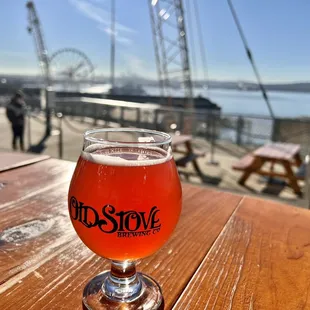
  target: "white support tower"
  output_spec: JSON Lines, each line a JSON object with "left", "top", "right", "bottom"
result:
{"left": 26, "top": 1, "right": 50, "bottom": 86}
{"left": 148, "top": 0, "right": 193, "bottom": 109}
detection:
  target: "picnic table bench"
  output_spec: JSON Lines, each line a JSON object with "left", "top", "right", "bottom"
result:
{"left": 171, "top": 134, "right": 206, "bottom": 178}
{"left": 233, "top": 142, "right": 303, "bottom": 195}
{"left": 2, "top": 152, "right": 310, "bottom": 309}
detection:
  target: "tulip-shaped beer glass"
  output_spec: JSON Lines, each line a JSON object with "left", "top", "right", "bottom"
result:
{"left": 68, "top": 128, "right": 182, "bottom": 309}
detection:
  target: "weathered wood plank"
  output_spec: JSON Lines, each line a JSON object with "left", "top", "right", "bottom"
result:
{"left": 0, "top": 152, "right": 49, "bottom": 173}
{"left": 0, "top": 185, "right": 76, "bottom": 290}
{"left": 254, "top": 142, "right": 300, "bottom": 161}
{"left": 173, "top": 197, "right": 310, "bottom": 309}
{"left": 232, "top": 154, "right": 255, "bottom": 171}
{"left": 0, "top": 185, "right": 242, "bottom": 309}
{"left": 0, "top": 159, "right": 75, "bottom": 206}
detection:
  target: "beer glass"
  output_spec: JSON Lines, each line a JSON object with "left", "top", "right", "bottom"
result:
{"left": 68, "top": 128, "right": 182, "bottom": 309}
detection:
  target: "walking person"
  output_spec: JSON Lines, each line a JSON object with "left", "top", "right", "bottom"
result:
{"left": 6, "top": 91, "right": 26, "bottom": 151}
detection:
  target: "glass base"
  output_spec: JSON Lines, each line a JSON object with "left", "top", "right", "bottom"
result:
{"left": 82, "top": 271, "right": 164, "bottom": 310}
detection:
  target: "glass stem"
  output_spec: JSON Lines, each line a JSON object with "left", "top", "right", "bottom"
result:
{"left": 102, "top": 260, "right": 142, "bottom": 302}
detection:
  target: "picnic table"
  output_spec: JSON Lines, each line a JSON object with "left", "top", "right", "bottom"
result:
{"left": 171, "top": 134, "right": 205, "bottom": 178}
{"left": 233, "top": 142, "right": 303, "bottom": 195}
{"left": 1, "top": 152, "right": 310, "bottom": 309}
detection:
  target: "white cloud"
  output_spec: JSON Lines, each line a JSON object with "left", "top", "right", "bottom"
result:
{"left": 88, "top": 0, "right": 106, "bottom": 3}
{"left": 120, "top": 54, "right": 156, "bottom": 79}
{"left": 69, "top": 0, "right": 135, "bottom": 44}
{"left": 97, "top": 25, "right": 132, "bottom": 44}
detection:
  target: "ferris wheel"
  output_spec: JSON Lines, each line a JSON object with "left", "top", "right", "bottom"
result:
{"left": 49, "top": 48, "right": 95, "bottom": 90}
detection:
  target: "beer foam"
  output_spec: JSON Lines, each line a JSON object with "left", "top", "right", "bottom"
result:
{"left": 82, "top": 144, "right": 172, "bottom": 167}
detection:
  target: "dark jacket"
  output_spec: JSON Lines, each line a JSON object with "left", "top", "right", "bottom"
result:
{"left": 6, "top": 98, "right": 26, "bottom": 126}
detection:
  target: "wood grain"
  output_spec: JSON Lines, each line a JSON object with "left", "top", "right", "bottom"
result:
{"left": 173, "top": 196, "right": 310, "bottom": 309}
{"left": 0, "top": 185, "right": 76, "bottom": 290}
{"left": 0, "top": 184, "right": 242, "bottom": 309}
{"left": 254, "top": 142, "right": 300, "bottom": 161}
{"left": 232, "top": 154, "right": 255, "bottom": 171}
{"left": 0, "top": 152, "right": 49, "bottom": 172}
{"left": 0, "top": 159, "right": 75, "bottom": 206}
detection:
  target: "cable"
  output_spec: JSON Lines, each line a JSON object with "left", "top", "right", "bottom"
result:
{"left": 185, "top": 0, "right": 198, "bottom": 84}
{"left": 227, "top": 0, "right": 275, "bottom": 119}
{"left": 193, "top": 0, "right": 209, "bottom": 96}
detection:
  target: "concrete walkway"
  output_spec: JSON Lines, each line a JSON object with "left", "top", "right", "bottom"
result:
{"left": 0, "top": 108, "right": 306, "bottom": 208}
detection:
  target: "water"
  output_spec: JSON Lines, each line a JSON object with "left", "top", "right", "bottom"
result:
{"left": 76, "top": 84, "right": 310, "bottom": 145}
{"left": 205, "top": 89, "right": 310, "bottom": 118}
{"left": 55, "top": 83, "right": 310, "bottom": 118}
{"left": 142, "top": 87, "right": 310, "bottom": 145}
{"left": 143, "top": 86, "right": 310, "bottom": 118}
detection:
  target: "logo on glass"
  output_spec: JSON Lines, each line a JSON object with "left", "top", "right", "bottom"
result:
{"left": 69, "top": 196, "right": 161, "bottom": 237}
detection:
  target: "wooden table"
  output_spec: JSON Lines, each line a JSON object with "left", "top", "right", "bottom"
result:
{"left": 171, "top": 134, "right": 205, "bottom": 178}
{"left": 1, "top": 156, "right": 310, "bottom": 309}
{"left": 233, "top": 142, "right": 303, "bottom": 195}
{"left": 0, "top": 151, "right": 49, "bottom": 172}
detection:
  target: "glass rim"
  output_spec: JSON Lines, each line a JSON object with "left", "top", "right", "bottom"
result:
{"left": 84, "top": 128, "right": 172, "bottom": 147}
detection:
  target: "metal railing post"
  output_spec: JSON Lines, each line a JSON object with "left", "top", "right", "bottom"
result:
{"left": 120, "top": 107, "right": 124, "bottom": 126}
{"left": 154, "top": 109, "right": 159, "bottom": 130}
{"left": 57, "top": 113, "right": 63, "bottom": 159}
{"left": 205, "top": 111, "right": 210, "bottom": 139}
{"left": 93, "top": 104, "right": 98, "bottom": 126}
{"left": 136, "top": 108, "right": 141, "bottom": 128}
{"left": 179, "top": 110, "right": 184, "bottom": 133}
{"left": 27, "top": 107, "right": 32, "bottom": 149}
{"left": 271, "top": 118, "right": 279, "bottom": 142}
{"left": 207, "top": 112, "right": 219, "bottom": 166}
{"left": 80, "top": 103, "right": 84, "bottom": 123}
{"left": 236, "top": 116, "right": 244, "bottom": 146}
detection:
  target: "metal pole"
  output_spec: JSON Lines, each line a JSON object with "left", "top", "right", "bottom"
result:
{"left": 110, "top": 0, "right": 116, "bottom": 93}
{"left": 27, "top": 107, "right": 32, "bottom": 149}
{"left": 236, "top": 116, "right": 244, "bottom": 146}
{"left": 120, "top": 107, "right": 124, "bottom": 126}
{"left": 57, "top": 113, "right": 63, "bottom": 159}
{"left": 179, "top": 110, "right": 184, "bottom": 132}
{"left": 93, "top": 104, "right": 98, "bottom": 126}
{"left": 154, "top": 109, "right": 159, "bottom": 130}
{"left": 207, "top": 112, "right": 219, "bottom": 166}
{"left": 136, "top": 108, "right": 141, "bottom": 128}
{"left": 45, "top": 88, "right": 51, "bottom": 137}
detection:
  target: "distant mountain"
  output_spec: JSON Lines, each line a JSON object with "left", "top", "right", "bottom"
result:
{"left": 2, "top": 73, "right": 310, "bottom": 93}
{"left": 264, "top": 82, "right": 310, "bottom": 92}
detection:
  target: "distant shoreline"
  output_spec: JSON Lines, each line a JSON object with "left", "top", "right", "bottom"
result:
{"left": 2, "top": 74, "right": 310, "bottom": 94}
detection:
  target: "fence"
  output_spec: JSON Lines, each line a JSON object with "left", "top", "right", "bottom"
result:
{"left": 17, "top": 96, "right": 310, "bottom": 159}
{"left": 52, "top": 97, "right": 221, "bottom": 134}
{"left": 25, "top": 108, "right": 64, "bottom": 158}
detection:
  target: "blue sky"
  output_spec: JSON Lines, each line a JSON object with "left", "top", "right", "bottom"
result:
{"left": 0, "top": 0, "right": 309, "bottom": 82}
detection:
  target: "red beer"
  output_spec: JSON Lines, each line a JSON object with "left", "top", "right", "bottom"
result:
{"left": 68, "top": 146, "right": 182, "bottom": 261}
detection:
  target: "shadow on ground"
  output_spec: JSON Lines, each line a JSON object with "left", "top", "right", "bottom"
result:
{"left": 179, "top": 171, "right": 222, "bottom": 186}
{"left": 261, "top": 178, "right": 288, "bottom": 196}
